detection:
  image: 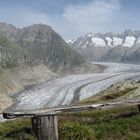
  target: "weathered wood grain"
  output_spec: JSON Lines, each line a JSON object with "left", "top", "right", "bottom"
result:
{"left": 31, "top": 116, "right": 58, "bottom": 140}
{"left": 3, "top": 99, "right": 140, "bottom": 119}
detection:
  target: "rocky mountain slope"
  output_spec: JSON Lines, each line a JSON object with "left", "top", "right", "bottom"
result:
{"left": 0, "top": 22, "right": 84, "bottom": 111}
{"left": 69, "top": 30, "right": 140, "bottom": 63}
{"left": 0, "top": 23, "right": 84, "bottom": 72}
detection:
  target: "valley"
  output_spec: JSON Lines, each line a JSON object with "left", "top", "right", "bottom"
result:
{"left": 6, "top": 62, "right": 140, "bottom": 112}
{"left": 0, "top": 0, "right": 140, "bottom": 139}
{"left": 1, "top": 23, "right": 140, "bottom": 127}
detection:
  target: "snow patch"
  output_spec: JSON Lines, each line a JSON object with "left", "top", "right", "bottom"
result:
{"left": 105, "top": 37, "right": 113, "bottom": 47}
{"left": 67, "top": 39, "right": 75, "bottom": 44}
{"left": 86, "top": 33, "right": 93, "bottom": 38}
{"left": 123, "top": 36, "right": 136, "bottom": 47}
{"left": 91, "top": 37, "right": 106, "bottom": 47}
{"left": 113, "top": 37, "right": 123, "bottom": 46}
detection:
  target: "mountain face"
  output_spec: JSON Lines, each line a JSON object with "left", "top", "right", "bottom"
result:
{"left": 0, "top": 23, "right": 84, "bottom": 72}
{"left": 69, "top": 30, "right": 140, "bottom": 63}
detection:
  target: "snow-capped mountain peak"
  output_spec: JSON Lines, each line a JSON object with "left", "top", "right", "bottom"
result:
{"left": 68, "top": 30, "right": 140, "bottom": 64}
{"left": 123, "top": 36, "right": 136, "bottom": 47}
{"left": 91, "top": 37, "right": 106, "bottom": 47}
{"left": 67, "top": 39, "right": 75, "bottom": 44}
{"left": 113, "top": 37, "right": 123, "bottom": 47}
{"left": 70, "top": 30, "right": 140, "bottom": 49}
{"left": 85, "top": 32, "right": 93, "bottom": 38}
{"left": 105, "top": 37, "right": 113, "bottom": 47}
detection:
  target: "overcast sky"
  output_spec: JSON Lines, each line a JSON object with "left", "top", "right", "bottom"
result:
{"left": 0, "top": 0, "right": 140, "bottom": 40}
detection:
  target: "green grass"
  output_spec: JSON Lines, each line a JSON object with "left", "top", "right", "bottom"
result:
{"left": 56, "top": 81, "right": 140, "bottom": 139}
{"left": 91, "top": 114, "right": 140, "bottom": 140}
{"left": 64, "top": 106, "right": 138, "bottom": 120}
{"left": 78, "top": 83, "right": 138, "bottom": 105}
{"left": 59, "top": 122, "right": 95, "bottom": 140}
{"left": 1, "top": 82, "right": 140, "bottom": 140}
{"left": 0, "top": 107, "right": 140, "bottom": 140}
{"left": 59, "top": 113, "right": 140, "bottom": 140}
{"left": 0, "top": 118, "right": 35, "bottom": 140}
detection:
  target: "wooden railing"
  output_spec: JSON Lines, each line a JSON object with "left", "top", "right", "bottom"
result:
{"left": 3, "top": 100, "right": 140, "bottom": 140}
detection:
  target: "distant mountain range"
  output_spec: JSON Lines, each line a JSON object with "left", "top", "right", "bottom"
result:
{"left": 68, "top": 30, "right": 140, "bottom": 63}
{"left": 0, "top": 22, "right": 84, "bottom": 72}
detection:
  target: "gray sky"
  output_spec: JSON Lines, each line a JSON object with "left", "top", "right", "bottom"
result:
{"left": 0, "top": 0, "right": 140, "bottom": 40}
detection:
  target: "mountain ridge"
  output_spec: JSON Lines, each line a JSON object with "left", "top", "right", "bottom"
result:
{"left": 69, "top": 29, "right": 140, "bottom": 48}
{"left": 0, "top": 22, "right": 84, "bottom": 72}
{"left": 0, "top": 22, "right": 85, "bottom": 110}
{"left": 69, "top": 30, "right": 140, "bottom": 63}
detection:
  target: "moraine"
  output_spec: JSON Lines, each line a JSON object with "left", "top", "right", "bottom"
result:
{"left": 6, "top": 62, "right": 140, "bottom": 112}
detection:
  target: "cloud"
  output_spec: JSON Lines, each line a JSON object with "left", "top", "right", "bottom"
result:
{"left": 46, "top": 0, "right": 121, "bottom": 39}
{"left": 0, "top": 0, "right": 125, "bottom": 40}
{"left": 63, "top": 0, "right": 120, "bottom": 24}
{"left": 0, "top": 0, "right": 140, "bottom": 40}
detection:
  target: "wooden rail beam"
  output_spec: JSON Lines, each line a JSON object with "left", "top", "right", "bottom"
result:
{"left": 3, "top": 100, "right": 140, "bottom": 119}
{"left": 3, "top": 99, "right": 140, "bottom": 140}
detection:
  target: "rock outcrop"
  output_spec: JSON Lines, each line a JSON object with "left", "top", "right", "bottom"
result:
{"left": 0, "top": 23, "right": 84, "bottom": 72}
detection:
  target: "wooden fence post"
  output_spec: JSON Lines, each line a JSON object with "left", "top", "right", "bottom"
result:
{"left": 137, "top": 105, "right": 140, "bottom": 112}
{"left": 31, "top": 115, "right": 59, "bottom": 140}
